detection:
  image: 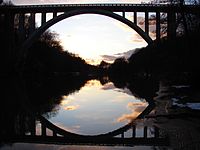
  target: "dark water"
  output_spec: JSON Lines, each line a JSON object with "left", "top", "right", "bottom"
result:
{"left": 0, "top": 73, "right": 200, "bottom": 150}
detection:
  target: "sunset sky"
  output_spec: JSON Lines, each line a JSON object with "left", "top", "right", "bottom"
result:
{"left": 10, "top": 0, "right": 152, "bottom": 65}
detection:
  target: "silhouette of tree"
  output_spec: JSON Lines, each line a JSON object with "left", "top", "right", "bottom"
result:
{"left": 39, "top": 30, "right": 63, "bottom": 52}
{"left": 109, "top": 57, "right": 128, "bottom": 74}
{"left": 25, "top": 29, "right": 97, "bottom": 75}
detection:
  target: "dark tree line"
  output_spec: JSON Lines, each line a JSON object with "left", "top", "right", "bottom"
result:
{"left": 25, "top": 30, "right": 97, "bottom": 76}
{"left": 108, "top": 30, "right": 200, "bottom": 77}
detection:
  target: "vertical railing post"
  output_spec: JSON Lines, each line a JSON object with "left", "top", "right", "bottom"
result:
{"left": 53, "top": 11, "right": 57, "bottom": 18}
{"left": 145, "top": 11, "right": 149, "bottom": 35}
{"left": 144, "top": 126, "right": 147, "bottom": 138}
{"left": 19, "top": 13, "right": 26, "bottom": 43}
{"left": 41, "top": 122, "right": 46, "bottom": 136}
{"left": 122, "top": 11, "right": 125, "bottom": 18}
{"left": 29, "top": 13, "right": 35, "bottom": 34}
{"left": 121, "top": 132, "right": 124, "bottom": 138}
{"left": 156, "top": 11, "right": 161, "bottom": 40}
{"left": 41, "top": 12, "right": 46, "bottom": 25}
{"left": 132, "top": 125, "right": 136, "bottom": 138}
{"left": 134, "top": 11, "right": 137, "bottom": 25}
{"left": 154, "top": 126, "right": 159, "bottom": 138}
{"left": 30, "top": 117, "right": 36, "bottom": 136}
{"left": 53, "top": 130, "right": 57, "bottom": 137}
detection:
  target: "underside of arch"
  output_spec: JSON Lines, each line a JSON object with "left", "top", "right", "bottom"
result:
{"left": 21, "top": 9, "right": 153, "bottom": 56}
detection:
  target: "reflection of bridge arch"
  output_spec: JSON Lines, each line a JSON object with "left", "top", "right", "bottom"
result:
{"left": 3, "top": 102, "right": 169, "bottom": 146}
{"left": 21, "top": 9, "right": 153, "bottom": 52}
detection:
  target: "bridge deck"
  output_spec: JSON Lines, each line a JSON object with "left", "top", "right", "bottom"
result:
{"left": 0, "top": 4, "right": 200, "bottom": 13}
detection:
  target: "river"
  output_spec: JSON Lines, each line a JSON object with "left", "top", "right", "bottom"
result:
{"left": 0, "top": 73, "right": 200, "bottom": 149}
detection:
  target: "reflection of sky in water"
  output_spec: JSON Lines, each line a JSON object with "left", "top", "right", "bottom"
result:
{"left": 47, "top": 80, "right": 148, "bottom": 135}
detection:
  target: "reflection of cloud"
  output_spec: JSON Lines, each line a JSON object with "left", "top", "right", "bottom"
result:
{"left": 127, "top": 102, "right": 146, "bottom": 109}
{"left": 61, "top": 100, "right": 69, "bottom": 105}
{"left": 115, "top": 88, "right": 134, "bottom": 96}
{"left": 101, "top": 82, "right": 115, "bottom": 90}
{"left": 117, "top": 102, "right": 147, "bottom": 123}
{"left": 64, "top": 105, "right": 80, "bottom": 111}
{"left": 54, "top": 122, "right": 80, "bottom": 133}
{"left": 85, "top": 80, "right": 101, "bottom": 87}
{"left": 61, "top": 95, "right": 75, "bottom": 106}
{"left": 117, "top": 111, "right": 140, "bottom": 122}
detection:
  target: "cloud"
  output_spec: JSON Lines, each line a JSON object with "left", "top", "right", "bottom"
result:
{"left": 100, "top": 49, "right": 135, "bottom": 63}
{"left": 117, "top": 111, "right": 139, "bottom": 122}
{"left": 115, "top": 21, "right": 134, "bottom": 32}
{"left": 61, "top": 95, "right": 75, "bottom": 105}
{"left": 114, "top": 49, "right": 135, "bottom": 59}
{"left": 100, "top": 55, "right": 117, "bottom": 62}
{"left": 61, "top": 100, "right": 69, "bottom": 105}
{"left": 129, "top": 34, "right": 144, "bottom": 43}
{"left": 85, "top": 58, "right": 102, "bottom": 65}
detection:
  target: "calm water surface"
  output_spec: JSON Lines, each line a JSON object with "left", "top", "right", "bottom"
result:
{"left": 45, "top": 79, "right": 148, "bottom": 135}
{"left": 2, "top": 76, "right": 200, "bottom": 149}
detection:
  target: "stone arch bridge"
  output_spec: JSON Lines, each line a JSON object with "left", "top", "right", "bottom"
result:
{"left": 0, "top": 4, "right": 200, "bottom": 70}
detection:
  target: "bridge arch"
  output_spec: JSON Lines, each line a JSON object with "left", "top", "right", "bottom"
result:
{"left": 21, "top": 8, "right": 153, "bottom": 54}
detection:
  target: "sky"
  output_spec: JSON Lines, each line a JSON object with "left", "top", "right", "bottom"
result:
{"left": 10, "top": 0, "right": 153, "bottom": 65}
